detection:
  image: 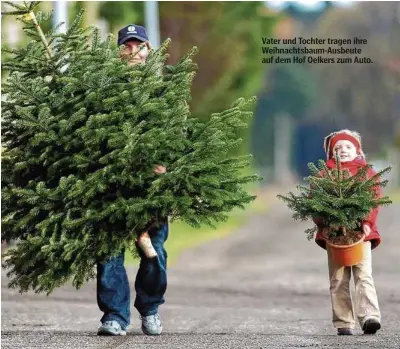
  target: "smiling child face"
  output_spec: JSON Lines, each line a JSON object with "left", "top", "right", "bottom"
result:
{"left": 333, "top": 140, "right": 358, "bottom": 162}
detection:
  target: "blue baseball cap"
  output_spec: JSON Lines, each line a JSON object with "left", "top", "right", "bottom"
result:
{"left": 118, "top": 24, "right": 149, "bottom": 45}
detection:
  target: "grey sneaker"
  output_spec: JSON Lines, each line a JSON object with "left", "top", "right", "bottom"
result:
{"left": 97, "top": 320, "right": 127, "bottom": 336}
{"left": 141, "top": 313, "right": 162, "bottom": 335}
{"left": 337, "top": 328, "right": 353, "bottom": 335}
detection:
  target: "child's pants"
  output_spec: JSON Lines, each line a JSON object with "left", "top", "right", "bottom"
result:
{"left": 327, "top": 241, "right": 381, "bottom": 329}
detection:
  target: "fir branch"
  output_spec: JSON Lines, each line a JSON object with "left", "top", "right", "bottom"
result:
{"left": 27, "top": 10, "right": 53, "bottom": 58}
{"left": 3, "top": 1, "right": 25, "bottom": 11}
{"left": 3, "top": 2, "right": 53, "bottom": 59}
{"left": 66, "top": 8, "right": 85, "bottom": 35}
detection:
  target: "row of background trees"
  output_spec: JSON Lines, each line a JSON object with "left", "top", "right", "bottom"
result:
{"left": 2, "top": 1, "right": 399, "bottom": 185}
{"left": 252, "top": 1, "right": 400, "bottom": 184}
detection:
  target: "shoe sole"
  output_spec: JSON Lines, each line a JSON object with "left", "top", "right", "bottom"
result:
{"left": 97, "top": 329, "right": 126, "bottom": 336}
{"left": 363, "top": 321, "right": 381, "bottom": 335}
{"left": 141, "top": 326, "right": 162, "bottom": 336}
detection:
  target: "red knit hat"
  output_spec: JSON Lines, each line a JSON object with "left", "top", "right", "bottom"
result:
{"left": 324, "top": 129, "right": 364, "bottom": 159}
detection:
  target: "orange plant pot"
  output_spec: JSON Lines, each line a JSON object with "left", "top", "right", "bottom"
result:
{"left": 326, "top": 236, "right": 365, "bottom": 266}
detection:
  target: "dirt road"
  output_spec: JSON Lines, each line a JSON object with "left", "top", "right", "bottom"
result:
{"left": 2, "top": 202, "right": 399, "bottom": 348}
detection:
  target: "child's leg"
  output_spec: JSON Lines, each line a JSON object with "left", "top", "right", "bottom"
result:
{"left": 352, "top": 241, "right": 381, "bottom": 329}
{"left": 327, "top": 248, "right": 355, "bottom": 329}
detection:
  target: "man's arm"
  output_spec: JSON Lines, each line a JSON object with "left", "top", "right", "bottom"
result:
{"left": 154, "top": 165, "right": 167, "bottom": 174}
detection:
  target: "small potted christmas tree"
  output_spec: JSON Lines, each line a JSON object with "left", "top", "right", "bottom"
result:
{"left": 277, "top": 154, "right": 392, "bottom": 266}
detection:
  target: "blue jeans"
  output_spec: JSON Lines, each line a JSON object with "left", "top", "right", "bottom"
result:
{"left": 96, "top": 223, "right": 168, "bottom": 329}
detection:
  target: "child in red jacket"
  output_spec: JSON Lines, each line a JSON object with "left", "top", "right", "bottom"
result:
{"left": 313, "top": 129, "right": 382, "bottom": 336}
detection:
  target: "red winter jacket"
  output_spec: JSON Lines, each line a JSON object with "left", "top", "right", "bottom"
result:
{"left": 314, "top": 157, "right": 382, "bottom": 250}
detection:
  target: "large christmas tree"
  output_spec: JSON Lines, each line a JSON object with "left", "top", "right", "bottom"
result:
{"left": 1, "top": 2, "right": 260, "bottom": 294}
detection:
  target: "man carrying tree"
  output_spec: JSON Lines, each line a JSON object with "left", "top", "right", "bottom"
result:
{"left": 2, "top": 3, "right": 259, "bottom": 337}
{"left": 97, "top": 24, "right": 167, "bottom": 337}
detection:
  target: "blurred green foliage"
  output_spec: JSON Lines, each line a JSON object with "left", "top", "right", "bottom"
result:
{"left": 157, "top": 2, "right": 277, "bottom": 155}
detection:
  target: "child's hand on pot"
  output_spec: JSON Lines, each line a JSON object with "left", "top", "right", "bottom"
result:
{"left": 362, "top": 224, "right": 371, "bottom": 236}
{"left": 322, "top": 227, "right": 330, "bottom": 239}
